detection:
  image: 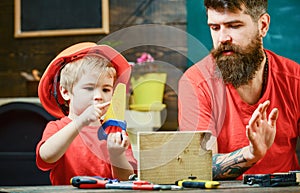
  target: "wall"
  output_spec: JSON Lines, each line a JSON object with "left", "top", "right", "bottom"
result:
{"left": 186, "top": 0, "right": 300, "bottom": 67}
{"left": 0, "top": 0, "right": 187, "bottom": 97}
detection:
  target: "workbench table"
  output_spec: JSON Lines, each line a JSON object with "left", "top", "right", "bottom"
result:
{"left": 0, "top": 181, "right": 299, "bottom": 193}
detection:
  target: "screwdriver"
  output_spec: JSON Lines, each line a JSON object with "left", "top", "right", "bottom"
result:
{"left": 176, "top": 176, "right": 220, "bottom": 189}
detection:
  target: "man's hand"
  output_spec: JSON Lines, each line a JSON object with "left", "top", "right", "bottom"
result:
{"left": 245, "top": 100, "right": 279, "bottom": 163}
{"left": 212, "top": 100, "right": 279, "bottom": 180}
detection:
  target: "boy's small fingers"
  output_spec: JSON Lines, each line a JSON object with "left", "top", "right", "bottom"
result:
{"left": 94, "top": 101, "right": 110, "bottom": 109}
{"left": 100, "top": 101, "right": 111, "bottom": 108}
{"left": 122, "top": 139, "right": 129, "bottom": 148}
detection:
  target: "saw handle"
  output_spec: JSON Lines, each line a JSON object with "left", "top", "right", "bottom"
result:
{"left": 97, "top": 119, "right": 127, "bottom": 140}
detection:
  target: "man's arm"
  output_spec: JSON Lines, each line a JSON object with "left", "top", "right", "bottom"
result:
{"left": 213, "top": 146, "right": 256, "bottom": 180}
{"left": 211, "top": 101, "right": 279, "bottom": 180}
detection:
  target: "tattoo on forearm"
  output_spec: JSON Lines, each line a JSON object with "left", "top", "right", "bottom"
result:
{"left": 212, "top": 149, "right": 254, "bottom": 180}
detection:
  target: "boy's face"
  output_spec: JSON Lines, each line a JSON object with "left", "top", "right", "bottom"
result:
{"left": 69, "top": 70, "right": 114, "bottom": 117}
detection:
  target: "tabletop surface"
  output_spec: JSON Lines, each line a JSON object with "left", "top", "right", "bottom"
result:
{"left": 1, "top": 181, "right": 300, "bottom": 193}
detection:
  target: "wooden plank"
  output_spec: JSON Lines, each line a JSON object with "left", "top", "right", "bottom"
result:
{"left": 137, "top": 131, "right": 212, "bottom": 184}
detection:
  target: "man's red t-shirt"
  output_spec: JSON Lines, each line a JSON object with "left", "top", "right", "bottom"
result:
{"left": 178, "top": 50, "right": 300, "bottom": 178}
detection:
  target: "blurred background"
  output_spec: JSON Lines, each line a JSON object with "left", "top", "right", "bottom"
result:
{"left": 0, "top": 0, "right": 299, "bottom": 186}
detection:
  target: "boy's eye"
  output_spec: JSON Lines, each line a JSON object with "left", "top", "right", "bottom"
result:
{"left": 103, "top": 88, "right": 112, "bottom": 93}
{"left": 85, "top": 87, "right": 94, "bottom": 91}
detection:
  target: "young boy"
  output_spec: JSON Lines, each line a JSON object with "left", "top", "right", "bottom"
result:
{"left": 36, "top": 42, "right": 136, "bottom": 185}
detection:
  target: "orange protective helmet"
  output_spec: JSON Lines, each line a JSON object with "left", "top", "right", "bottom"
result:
{"left": 38, "top": 42, "right": 131, "bottom": 118}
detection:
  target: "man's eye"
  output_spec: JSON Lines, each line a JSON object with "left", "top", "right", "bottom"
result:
{"left": 210, "top": 25, "right": 220, "bottom": 31}
{"left": 230, "top": 25, "right": 242, "bottom": 29}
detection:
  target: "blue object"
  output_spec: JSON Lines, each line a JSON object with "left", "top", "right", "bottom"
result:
{"left": 97, "top": 119, "right": 127, "bottom": 140}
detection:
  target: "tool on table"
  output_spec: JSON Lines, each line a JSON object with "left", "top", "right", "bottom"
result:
{"left": 98, "top": 83, "right": 127, "bottom": 140}
{"left": 175, "top": 176, "right": 220, "bottom": 189}
{"left": 243, "top": 172, "right": 299, "bottom": 187}
{"left": 71, "top": 176, "right": 178, "bottom": 190}
{"left": 71, "top": 176, "right": 113, "bottom": 189}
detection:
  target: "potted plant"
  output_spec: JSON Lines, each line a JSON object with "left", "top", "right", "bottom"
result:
{"left": 129, "top": 52, "right": 167, "bottom": 111}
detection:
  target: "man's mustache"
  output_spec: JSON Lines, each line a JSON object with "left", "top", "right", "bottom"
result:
{"left": 212, "top": 43, "right": 241, "bottom": 57}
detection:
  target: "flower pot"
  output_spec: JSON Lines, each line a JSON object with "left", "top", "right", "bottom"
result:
{"left": 130, "top": 73, "right": 167, "bottom": 111}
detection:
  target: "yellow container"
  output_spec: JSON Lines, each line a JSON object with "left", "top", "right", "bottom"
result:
{"left": 130, "top": 73, "right": 167, "bottom": 111}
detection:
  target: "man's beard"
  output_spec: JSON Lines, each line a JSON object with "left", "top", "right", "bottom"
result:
{"left": 211, "top": 34, "right": 265, "bottom": 88}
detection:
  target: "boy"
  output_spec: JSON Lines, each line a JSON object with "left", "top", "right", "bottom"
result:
{"left": 36, "top": 42, "right": 136, "bottom": 185}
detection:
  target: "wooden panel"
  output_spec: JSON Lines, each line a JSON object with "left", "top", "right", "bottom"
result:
{"left": 14, "top": 0, "right": 109, "bottom": 38}
{"left": 137, "top": 131, "right": 212, "bottom": 184}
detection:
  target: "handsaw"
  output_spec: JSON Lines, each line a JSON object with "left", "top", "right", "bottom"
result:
{"left": 103, "top": 83, "right": 126, "bottom": 121}
{"left": 98, "top": 83, "right": 127, "bottom": 140}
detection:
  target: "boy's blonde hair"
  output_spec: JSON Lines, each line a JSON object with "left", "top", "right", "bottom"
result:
{"left": 60, "top": 56, "right": 117, "bottom": 93}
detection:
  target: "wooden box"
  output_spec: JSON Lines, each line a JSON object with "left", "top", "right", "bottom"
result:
{"left": 137, "top": 131, "right": 212, "bottom": 184}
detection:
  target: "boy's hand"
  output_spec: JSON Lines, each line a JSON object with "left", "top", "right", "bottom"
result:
{"left": 107, "top": 130, "right": 134, "bottom": 179}
{"left": 79, "top": 101, "right": 111, "bottom": 127}
{"left": 107, "top": 130, "right": 129, "bottom": 156}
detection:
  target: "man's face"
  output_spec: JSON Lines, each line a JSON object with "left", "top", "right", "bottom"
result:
{"left": 207, "top": 8, "right": 265, "bottom": 87}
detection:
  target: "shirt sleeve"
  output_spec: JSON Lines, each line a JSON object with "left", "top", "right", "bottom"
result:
{"left": 178, "top": 73, "right": 214, "bottom": 133}
{"left": 178, "top": 62, "right": 226, "bottom": 137}
{"left": 35, "top": 120, "right": 62, "bottom": 171}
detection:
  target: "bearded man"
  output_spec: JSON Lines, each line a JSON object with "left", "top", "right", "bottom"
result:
{"left": 178, "top": 0, "right": 300, "bottom": 180}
